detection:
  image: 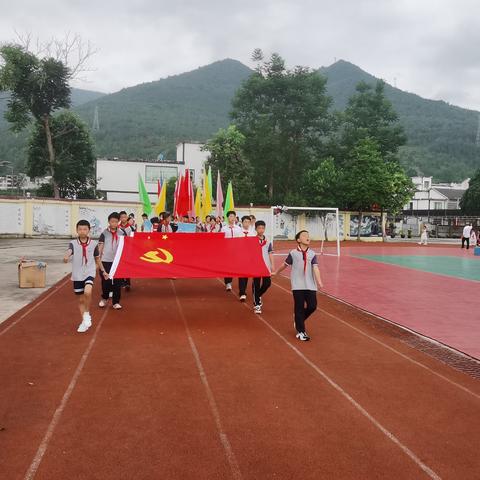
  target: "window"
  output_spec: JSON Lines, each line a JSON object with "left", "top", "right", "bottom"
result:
{"left": 433, "top": 202, "right": 443, "bottom": 210}
{"left": 423, "top": 180, "right": 430, "bottom": 190}
{"left": 145, "top": 166, "right": 178, "bottom": 183}
{"left": 409, "top": 202, "right": 414, "bottom": 210}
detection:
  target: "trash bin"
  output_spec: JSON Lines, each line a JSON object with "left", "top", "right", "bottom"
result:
{"left": 18, "top": 260, "right": 47, "bottom": 288}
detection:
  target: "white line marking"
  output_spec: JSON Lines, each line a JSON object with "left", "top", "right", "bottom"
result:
{"left": 24, "top": 307, "right": 109, "bottom": 480}
{"left": 224, "top": 280, "right": 441, "bottom": 480}
{"left": 273, "top": 280, "right": 480, "bottom": 402}
{"left": 171, "top": 280, "right": 242, "bottom": 480}
{"left": 0, "top": 278, "right": 70, "bottom": 336}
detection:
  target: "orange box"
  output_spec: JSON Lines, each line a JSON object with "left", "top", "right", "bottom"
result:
{"left": 18, "top": 261, "right": 47, "bottom": 288}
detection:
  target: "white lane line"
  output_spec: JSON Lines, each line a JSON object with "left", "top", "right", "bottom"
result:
{"left": 0, "top": 278, "right": 70, "bottom": 336}
{"left": 273, "top": 279, "right": 480, "bottom": 402}
{"left": 171, "top": 280, "right": 242, "bottom": 480}
{"left": 24, "top": 307, "right": 109, "bottom": 480}
{"left": 227, "top": 281, "right": 441, "bottom": 480}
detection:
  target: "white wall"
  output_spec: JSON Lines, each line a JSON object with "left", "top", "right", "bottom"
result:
{"left": 176, "top": 142, "right": 209, "bottom": 184}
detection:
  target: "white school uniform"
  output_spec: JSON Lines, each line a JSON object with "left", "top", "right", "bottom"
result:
{"left": 221, "top": 224, "right": 243, "bottom": 238}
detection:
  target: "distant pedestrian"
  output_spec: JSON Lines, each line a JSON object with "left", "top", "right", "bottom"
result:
{"left": 418, "top": 225, "right": 428, "bottom": 246}
{"left": 462, "top": 223, "right": 472, "bottom": 249}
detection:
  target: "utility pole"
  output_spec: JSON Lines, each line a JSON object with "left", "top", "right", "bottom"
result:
{"left": 92, "top": 105, "right": 100, "bottom": 132}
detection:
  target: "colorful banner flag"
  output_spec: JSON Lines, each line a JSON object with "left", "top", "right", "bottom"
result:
{"left": 216, "top": 171, "right": 224, "bottom": 217}
{"left": 202, "top": 170, "right": 212, "bottom": 219}
{"left": 223, "top": 181, "right": 234, "bottom": 216}
{"left": 207, "top": 166, "right": 213, "bottom": 203}
{"left": 154, "top": 179, "right": 167, "bottom": 215}
{"left": 110, "top": 233, "right": 270, "bottom": 279}
{"left": 194, "top": 187, "right": 202, "bottom": 218}
{"left": 138, "top": 174, "right": 153, "bottom": 216}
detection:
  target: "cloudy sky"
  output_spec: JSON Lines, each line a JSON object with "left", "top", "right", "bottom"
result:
{"left": 2, "top": 0, "right": 480, "bottom": 110}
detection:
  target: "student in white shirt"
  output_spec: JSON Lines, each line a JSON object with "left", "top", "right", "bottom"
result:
{"left": 418, "top": 224, "right": 428, "bottom": 245}
{"left": 462, "top": 223, "right": 472, "bottom": 249}
{"left": 221, "top": 210, "right": 243, "bottom": 291}
{"left": 238, "top": 216, "right": 256, "bottom": 301}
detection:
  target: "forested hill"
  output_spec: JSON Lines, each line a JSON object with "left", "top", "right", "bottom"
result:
{"left": 320, "top": 60, "right": 480, "bottom": 181}
{"left": 75, "top": 59, "right": 254, "bottom": 160}
{"left": 1, "top": 58, "right": 479, "bottom": 182}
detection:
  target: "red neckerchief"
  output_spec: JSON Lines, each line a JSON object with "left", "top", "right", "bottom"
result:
{"left": 258, "top": 236, "right": 267, "bottom": 247}
{"left": 243, "top": 230, "right": 249, "bottom": 237}
{"left": 78, "top": 238, "right": 90, "bottom": 265}
{"left": 109, "top": 228, "right": 118, "bottom": 246}
{"left": 297, "top": 245, "right": 309, "bottom": 273}
{"left": 229, "top": 226, "right": 234, "bottom": 237}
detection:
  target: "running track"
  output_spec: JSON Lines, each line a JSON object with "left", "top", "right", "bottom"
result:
{"left": 1, "top": 275, "right": 479, "bottom": 479}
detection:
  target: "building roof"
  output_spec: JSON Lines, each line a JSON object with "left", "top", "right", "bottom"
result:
{"left": 434, "top": 188, "right": 466, "bottom": 200}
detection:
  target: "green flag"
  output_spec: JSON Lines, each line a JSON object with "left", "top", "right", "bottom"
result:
{"left": 138, "top": 174, "right": 153, "bottom": 215}
{"left": 223, "top": 181, "right": 235, "bottom": 216}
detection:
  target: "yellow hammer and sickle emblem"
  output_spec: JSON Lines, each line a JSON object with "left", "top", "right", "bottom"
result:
{"left": 140, "top": 248, "right": 174, "bottom": 264}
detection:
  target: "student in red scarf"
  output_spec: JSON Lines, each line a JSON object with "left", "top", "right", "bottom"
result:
{"left": 220, "top": 210, "right": 243, "bottom": 291}
{"left": 97, "top": 212, "right": 124, "bottom": 310}
{"left": 273, "top": 230, "right": 323, "bottom": 342}
{"left": 238, "top": 215, "right": 256, "bottom": 301}
{"left": 157, "top": 212, "right": 173, "bottom": 233}
{"left": 63, "top": 220, "right": 103, "bottom": 333}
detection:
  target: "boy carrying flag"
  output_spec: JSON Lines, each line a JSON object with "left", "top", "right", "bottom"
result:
{"left": 118, "top": 210, "right": 133, "bottom": 291}
{"left": 273, "top": 230, "right": 323, "bottom": 341}
{"left": 252, "top": 220, "right": 274, "bottom": 314}
{"left": 238, "top": 215, "right": 256, "bottom": 301}
{"left": 221, "top": 210, "right": 243, "bottom": 291}
{"left": 98, "top": 212, "right": 124, "bottom": 310}
{"left": 63, "top": 220, "right": 104, "bottom": 333}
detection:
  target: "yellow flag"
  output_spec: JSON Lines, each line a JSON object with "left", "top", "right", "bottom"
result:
{"left": 154, "top": 180, "right": 167, "bottom": 215}
{"left": 194, "top": 187, "right": 202, "bottom": 218}
{"left": 202, "top": 170, "right": 212, "bottom": 219}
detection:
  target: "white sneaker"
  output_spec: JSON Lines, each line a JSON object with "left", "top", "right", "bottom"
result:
{"left": 109, "top": 291, "right": 113, "bottom": 298}
{"left": 77, "top": 320, "right": 89, "bottom": 333}
{"left": 296, "top": 332, "right": 310, "bottom": 342}
{"left": 99, "top": 299, "right": 108, "bottom": 308}
{"left": 83, "top": 312, "right": 92, "bottom": 328}
{"left": 239, "top": 295, "right": 247, "bottom": 302}
{"left": 254, "top": 305, "right": 262, "bottom": 314}
{"left": 226, "top": 283, "right": 232, "bottom": 291}
{"left": 112, "top": 303, "right": 122, "bottom": 310}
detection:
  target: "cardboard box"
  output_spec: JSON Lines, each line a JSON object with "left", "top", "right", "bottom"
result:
{"left": 18, "top": 261, "right": 47, "bottom": 288}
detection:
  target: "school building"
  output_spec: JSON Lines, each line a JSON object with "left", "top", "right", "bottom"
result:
{"left": 96, "top": 142, "right": 208, "bottom": 202}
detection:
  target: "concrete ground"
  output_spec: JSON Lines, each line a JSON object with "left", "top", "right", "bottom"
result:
{"left": 0, "top": 238, "right": 70, "bottom": 325}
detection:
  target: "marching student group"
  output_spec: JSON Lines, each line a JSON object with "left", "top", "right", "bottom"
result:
{"left": 64, "top": 209, "right": 323, "bottom": 342}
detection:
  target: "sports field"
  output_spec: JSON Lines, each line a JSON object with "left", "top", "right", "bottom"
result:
{"left": 1, "top": 242, "right": 479, "bottom": 479}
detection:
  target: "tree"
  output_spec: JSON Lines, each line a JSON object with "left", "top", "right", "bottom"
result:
{"left": 202, "top": 125, "right": 254, "bottom": 204}
{"left": 0, "top": 36, "right": 95, "bottom": 198}
{"left": 340, "top": 80, "right": 406, "bottom": 162}
{"left": 460, "top": 170, "right": 480, "bottom": 214}
{"left": 231, "top": 50, "right": 332, "bottom": 203}
{"left": 27, "top": 111, "right": 95, "bottom": 198}
{"left": 341, "top": 139, "right": 392, "bottom": 240}
{"left": 301, "top": 157, "right": 342, "bottom": 207}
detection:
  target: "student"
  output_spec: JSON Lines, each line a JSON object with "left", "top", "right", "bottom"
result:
{"left": 462, "top": 223, "right": 472, "bottom": 249}
{"left": 63, "top": 220, "right": 104, "bottom": 333}
{"left": 208, "top": 216, "right": 220, "bottom": 233}
{"left": 141, "top": 213, "right": 153, "bottom": 232}
{"left": 118, "top": 211, "right": 133, "bottom": 290}
{"left": 221, "top": 210, "right": 243, "bottom": 291}
{"left": 128, "top": 213, "right": 137, "bottom": 232}
{"left": 158, "top": 212, "right": 173, "bottom": 233}
{"left": 98, "top": 212, "right": 124, "bottom": 310}
{"left": 238, "top": 215, "right": 256, "bottom": 301}
{"left": 252, "top": 220, "right": 274, "bottom": 314}
{"left": 151, "top": 216, "right": 160, "bottom": 232}
{"left": 273, "top": 230, "right": 323, "bottom": 342}
{"left": 249, "top": 215, "right": 257, "bottom": 235}
{"left": 418, "top": 224, "right": 428, "bottom": 246}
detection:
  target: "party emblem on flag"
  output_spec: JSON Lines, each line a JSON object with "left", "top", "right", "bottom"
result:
{"left": 140, "top": 248, "right": 174, "bottom": 264}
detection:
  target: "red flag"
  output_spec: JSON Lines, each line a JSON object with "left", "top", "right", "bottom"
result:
{"left": 157, "top": 179, "right": 161, "bottom": 198}
{"left": 177, "top": 169, "right": 192, "bottom": 217}
{"left": 110, "top": 233, "right": 270, "bottom": 279}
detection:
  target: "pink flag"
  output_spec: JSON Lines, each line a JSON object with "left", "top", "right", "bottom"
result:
{"left": 216, "top": 171, "right": 224, "bottom": 217}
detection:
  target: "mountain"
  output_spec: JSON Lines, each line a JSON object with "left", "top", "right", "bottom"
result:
{"left": 320, "top": 60, "right": 480, "bottom": 181}
{"left": 75, "top": 59, "right": 253, "bottom": 160}
{"left": 1, "top": 58, "right": 479, "bottom": 182}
